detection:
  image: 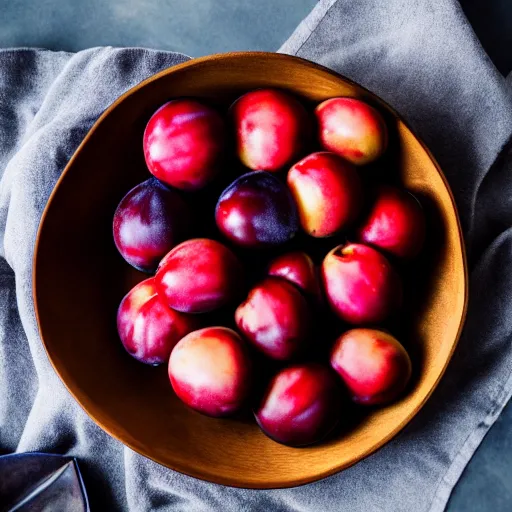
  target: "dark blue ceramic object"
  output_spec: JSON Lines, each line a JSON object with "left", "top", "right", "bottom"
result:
{"left": 0, "top": 453, "right": 89, "bottom": 512}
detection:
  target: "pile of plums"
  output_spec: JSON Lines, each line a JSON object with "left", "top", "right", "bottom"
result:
{"left": 114, "top": 89, "right": 425, "bottom": 447}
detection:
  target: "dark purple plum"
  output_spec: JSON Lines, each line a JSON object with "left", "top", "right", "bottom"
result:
{"left": 215, "top": 171, "right": 298, "bottom": 248}
{"left": 113, "top": 178, "right": 190, "bottom": 273}
{"left": 255, "top": 363, "right": 342, "bottom": 446}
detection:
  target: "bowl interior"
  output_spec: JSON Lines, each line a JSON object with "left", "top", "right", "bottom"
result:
{"left": 33, "top": 52, "right": 467, "bottom": 488}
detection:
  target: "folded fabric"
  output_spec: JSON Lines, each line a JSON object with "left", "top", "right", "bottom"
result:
{"left": 1, "top": 1, "right": 511, "bottom": 511}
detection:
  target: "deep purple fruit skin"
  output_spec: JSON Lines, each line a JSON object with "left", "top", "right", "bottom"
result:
{"left": 215, "top": 171, "right": 299, "bottom": 248}
{"left": 113, "top": 178, "right": 190, "bottom": 273}
{"left": 255, "top": 363, "right": 342, "bottom": 447}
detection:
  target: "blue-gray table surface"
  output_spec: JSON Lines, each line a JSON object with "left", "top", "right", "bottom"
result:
{"left": 0, "top": 0, "right": 511, "bottom": 510}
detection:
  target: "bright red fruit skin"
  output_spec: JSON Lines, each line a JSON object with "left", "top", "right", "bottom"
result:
{"left": 235, "top": 277, "right": 311, "bottom": 360}
{"left": 168, "top": 327, "right": 252, "bottom": 417}
{"left": 155, "top": 239, "right": 243, "bottom": 313}
{"left": 143, "top": 99, "right": 226, "bottom": 190}
{"left": 330, "top": 328, "right": 412, "bottom": 405}
{"left": 113, "top": 178, "right": 189, "bottom": 272}
{"left": 232, "top": 89, "right": 310, "bottom": 171}
{"left": 357, "top": 185, "right": 426, "bottom": 258}
{"left": 287, "top": 152, "right": 363, "bottom": 237}
{"left": 215, "top": 171, "right": 298, "bottom": 248}
{"left": 117, "top": 278, "right": 197, "bottom": 365}
{"left": 321, "top": 243, "right": 402, "bottom": 324}
{"left": 315, "top": 97, "right": 387, "bottom": 165}
{"left": 255, "top": 363, "right": 342, "bottom": 446}
{"left": 267, "top": 251, "right": 322, "bottom": 303}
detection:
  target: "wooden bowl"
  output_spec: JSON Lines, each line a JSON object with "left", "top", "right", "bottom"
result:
{"left": 33, "top": 52, "right": 468, "bottom": 488}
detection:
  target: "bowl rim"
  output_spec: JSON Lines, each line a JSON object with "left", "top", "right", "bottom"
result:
{"left": 32, "top": 51, "right": 469, "bottom": 489}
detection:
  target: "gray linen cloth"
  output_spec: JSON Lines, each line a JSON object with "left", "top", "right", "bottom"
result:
{"left": 1, "top": 0, "right": 512, "bottom": 510}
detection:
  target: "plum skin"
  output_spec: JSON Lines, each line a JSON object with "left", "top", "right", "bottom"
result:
{"left": 168, "top": 327, "right": 252, "bottom": 417}
{"left": 143, "top": 99, "right": 226, "bottom": 190}
{"left": 357, "top": 184, "right": 426, "bottom": 258}
{"left": 287, "top": 152, "right": 364, "bottom": 238}
{"left": 235, "top": 277, "right": 311, "bottom": 361}
{"left": 330, "top": 328, "right": 412, "bottom": 405}
{"left": 215, "top": 171, "right": 299, "bottom": 248}
{"left": 255, "top": 363, "right": 342, "bottom": 446}
{"left": 321, "top": 243, "right": 403, "bottom": 324}
{"left": 231, "top": 89, "right": 310, "bottom": 171}
{"left": 113, "top": 178, "right": 190, "bottom": 273}
{"left": 315, "top": 97, "right": 388, "bottom": 165}
{"left": 117, "top": 278, "right": 197, "bottom": 365}
{"left": 155, "top": 238, "right": 243, "bottom": 314}
{"left": 267, "top": 251, "right": 322, "bottom": 303}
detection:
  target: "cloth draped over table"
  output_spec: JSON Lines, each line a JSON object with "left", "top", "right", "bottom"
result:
{"left": 1, "top": 0, "right": 512, "bottom": 510}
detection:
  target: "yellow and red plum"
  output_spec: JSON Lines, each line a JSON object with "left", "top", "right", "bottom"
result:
{"left": 215, "top": 171, "right": 298, "bottom": 248}
{"left": 155, "top": 238, "right": 243, "bottom": 313}
{"left": 231, "top": 89, "right": 310, "bottom": 171}
{"left": 330, "top": 328, "right": 412, "bottom": 405}
{"left": 267, "top": 251, "right": 322, "bottom": 303}
{"left": 287, "top": 152, "right": 363, "bottom": 237}
{"left": 315, "top": 97, "right": 387, "bottom": 165}
{"left": 321, "top": 243, "right": 402, "bottom": 324}
{"left": 255, "top": 363, "right": 342, "bottom": 446}
{"left": 235, "top": 277, "right": 311, "bottom": 361}
{"left": 113, "top": 178, "right": 190, "bottom": 273}
{"left": 357, "top": 185, "right": 426, "bottom": 258}
{"left": 117, "top": 278, "right": 197, "bottom": 365}
{"left": 143, "top": 99, "right": 226, "bottom": 190}
{"left": 168, "top": 327, "right": 252, "bottom": 417}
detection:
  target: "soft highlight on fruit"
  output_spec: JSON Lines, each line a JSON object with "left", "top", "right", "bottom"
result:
{"left": 117, "top": 278, "right": 197, "bottom": 365}
{"left": 235, "top": 277, "right": 311, "bottom": 360}
{"left": 288, "top": 152, "right": 363, "bottom": 237}
{"left": 315, "top": 97, "right": 387, "bottom": 165}
{"left": 232, "top": 89, "right": 310, "bottom": 171}
{"left": 330, "top": 328, "right": 412, "bottom": 405}
{"left": 255, "top": 363, "right": 342, "bottom": 446}
{"left": 357, "top": 184, "right": 426, "bottom": 258}
{"left": 143, "top": 99, "right": 226, "bottom": 190}
{"left": 322, "top": 243, "right": 402, "bottom": 324}
{"left": 156, "top": 238, "right": 243, "bottom": 313}
{"left": 168, "top": 327, "right": 252, "bottom": 417}
{"left": 113, "top": 178, "right": 190, "bottom": 272}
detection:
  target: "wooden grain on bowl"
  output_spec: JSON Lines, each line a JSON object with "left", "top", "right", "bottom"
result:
{"left": 33, "top": 52, "right": 467, "bottom": 488}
